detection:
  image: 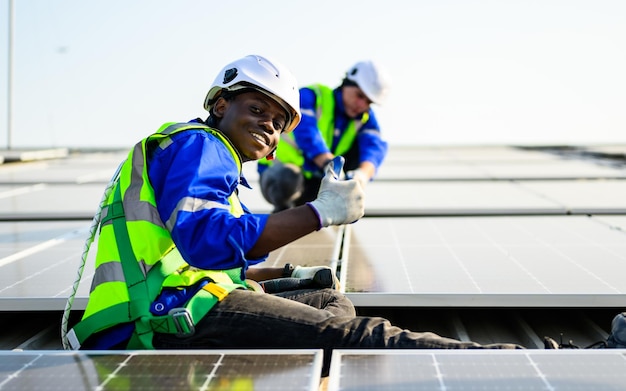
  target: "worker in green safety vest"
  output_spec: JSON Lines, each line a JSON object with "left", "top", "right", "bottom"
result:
{"left": 257, "top": 60, "right": 391, "bottom": 212}
{"left": 64, "top": 53, "right": 364, "bottom": 354}
{"left": 64, "top": 54, "right": 525, "bottom": 379}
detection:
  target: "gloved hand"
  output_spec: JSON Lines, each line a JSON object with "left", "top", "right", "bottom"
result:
{"left": 291, "top": 265, "right": 339, "bottom": 289}
{"left": 307, "top": 161, "right": 365, "bottom": 229}
{"left": 346, "top": 169, "right": 370, "bottom": 188}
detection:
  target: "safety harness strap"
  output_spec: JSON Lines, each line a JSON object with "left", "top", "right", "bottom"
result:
{"left": 144, "top": 282, "right": 237, "bottom": 337}
{"left": 105, "top": 185, "right": 160, "bottom": 349}
{"left": 128, "top": 283, "right": 239, "bottom": 349}
{"left": 67, "top": 185, "right": 161, "bottom": 349}
{"left": 69, "top": 286, "right": 236, "bottom": 350}
{"left": 66, "top": 302, "right": 131, "bottom": 349}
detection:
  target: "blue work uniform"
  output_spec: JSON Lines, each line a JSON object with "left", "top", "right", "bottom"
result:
{"left": 258, "top": 86, "right": 388, "bottom": 177}
{"left": 149, "top": 119, "right": 268, "bottom": 272}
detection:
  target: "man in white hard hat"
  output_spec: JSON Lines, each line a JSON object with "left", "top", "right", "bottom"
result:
{"left": 66, "top": 55, "right": 523, "bottom": 378}
{"left": 257, "top": 60, "right": 391, "bottom": 212}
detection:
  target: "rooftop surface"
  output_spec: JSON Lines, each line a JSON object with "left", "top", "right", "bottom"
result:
{"left": 1, "top": 144, "right": 626, "bottom": 390}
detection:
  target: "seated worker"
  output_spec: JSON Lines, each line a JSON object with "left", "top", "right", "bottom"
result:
{"left": 65, "top": 54, "right": 525, "bottom": 376}
{"left": 257, "top": 60, "right": 391, "bottom": 212}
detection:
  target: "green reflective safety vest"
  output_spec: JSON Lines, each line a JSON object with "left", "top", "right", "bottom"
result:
{"left": 258, "top": 84, "right": 368, "bottom": 177}
{"left": 68, "top": 122, "right": 249, "bottom": 350}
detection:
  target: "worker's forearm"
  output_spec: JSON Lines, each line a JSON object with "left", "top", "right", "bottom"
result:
{"left": 245, "top": 267, "right": 284, "bottom": 281}
{"left": 313, "top": 152, "right": 334, "bottom": 169}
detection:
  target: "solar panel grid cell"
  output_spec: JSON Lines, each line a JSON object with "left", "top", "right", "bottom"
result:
{"left": 0, "top": 350, "right": 323, "bottom": 391}
{"left": 343, "top": 217, "right": 626, "bottom": 307}
{"left": 328, "top": 350, "right": 626, "bottom": 391}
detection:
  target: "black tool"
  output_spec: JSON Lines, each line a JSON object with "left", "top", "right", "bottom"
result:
{"left": 259, "top": 268, "right": 335, "bottom": 293}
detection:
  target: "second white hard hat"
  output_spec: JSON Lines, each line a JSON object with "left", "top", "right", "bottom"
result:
{"left": 345, "top": 60, "right": 391, "bottom": 105}
{"left": 204, "top": 55, "right": 302, "bottom": 133}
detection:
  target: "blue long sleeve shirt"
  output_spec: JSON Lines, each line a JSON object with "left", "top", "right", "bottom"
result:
{"left": 147, "top": 124, "right": 268, "bottom": 274}
{"left": 294, "top": 86, "right": 388, "bottom": 175}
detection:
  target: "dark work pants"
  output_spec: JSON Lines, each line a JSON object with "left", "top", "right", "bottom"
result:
{"left": 153, "top": 288, "right": 523, "bottom": 376}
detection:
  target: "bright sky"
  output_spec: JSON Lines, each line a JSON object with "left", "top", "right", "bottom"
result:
{"left": 0, "top": 0, "right": 625, "bottom": 149}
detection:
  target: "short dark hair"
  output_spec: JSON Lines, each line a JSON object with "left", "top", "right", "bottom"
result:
{"left": 205, "top": 88, "right": 254, "bottom": 127}
{"left": 341, "top": 78, "right": 359, "bottom": 88}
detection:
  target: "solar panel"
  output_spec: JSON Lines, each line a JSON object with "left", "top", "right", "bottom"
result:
{"left": 6, "top": 215, "right": 621, "bottom": 311}
{"left": 252, "top": 225, "right": 343, "bottom": 269}
{"left": 0, "top": 151, "right": 124, "bottom": 184}
{"left": 375, "top": 162, "right": 492, "bottom": 181}
{"left": 0, "top": 220, "right": 342, "bottom": 311}
{"left": 0, "top": 151, "right": 123, "bottom": 220}
{"left": 341, "top": 216, "right": 626, "bottom": 307}
{"left": 477, "top": 159, "right": 626, "bottom": 180}
{"left": 384, "top": 145, "right": 563, "bottom": 164}
{"left": 0, "top": 221, "right": 94, "bottom": 310}
{"left": 0, "top": 349, "right": 323, "bottom": 391}
{"left": 593, "top": 216, "right": 626, "bottom": 232}
{"left": 0, "top": 183, "right": 106, "bottom": 220}
{"left": 518, "top": 180, "right": 626, "bottom": 214}
{"left": 377, "top": 159, "right": 626, "bottom": 181}
{"left": 364, "top": 181, "right": 567, "bottom": 216}
{"left": 327, "top": 349, "right": 626, "bottom": 391}
{"left": 377, "top": 145, "right": 626, "bottom": 181}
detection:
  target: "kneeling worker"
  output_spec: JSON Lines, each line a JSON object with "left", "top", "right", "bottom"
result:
{"left": 257, "top": 60, "right": 391, "bottom": 212}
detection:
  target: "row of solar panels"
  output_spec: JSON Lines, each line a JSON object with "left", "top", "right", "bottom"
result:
{"left": 1, "top": 145, "right": 626, "bottom": 313}
{"left": 1, "top": 145, "right": 626, "bottom": 390}
{"left": 2, "top": 213, "right": 626, "bottom": 311}
{"left": 3, "top": 349, "right": 626, "bottom": 390}
{"left": 2, "top": 150, "right": 626, "bottom": 220}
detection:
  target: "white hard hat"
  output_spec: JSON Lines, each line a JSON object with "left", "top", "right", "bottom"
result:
{"left": 204, "top": 55, "right": 301, "bottom": 133}
{"left": 345, "top": 60, "right": 391, "bottom": 105}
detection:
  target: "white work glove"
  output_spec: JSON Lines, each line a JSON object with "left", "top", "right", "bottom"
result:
{"left": 307, "top": 161, "right": 365, "bottom": 229}
{"left": 292, "top": 265, "right": 339, "bottom": 289}
{"left": 346, "top": 169, "right": 370, "bottom": 188}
